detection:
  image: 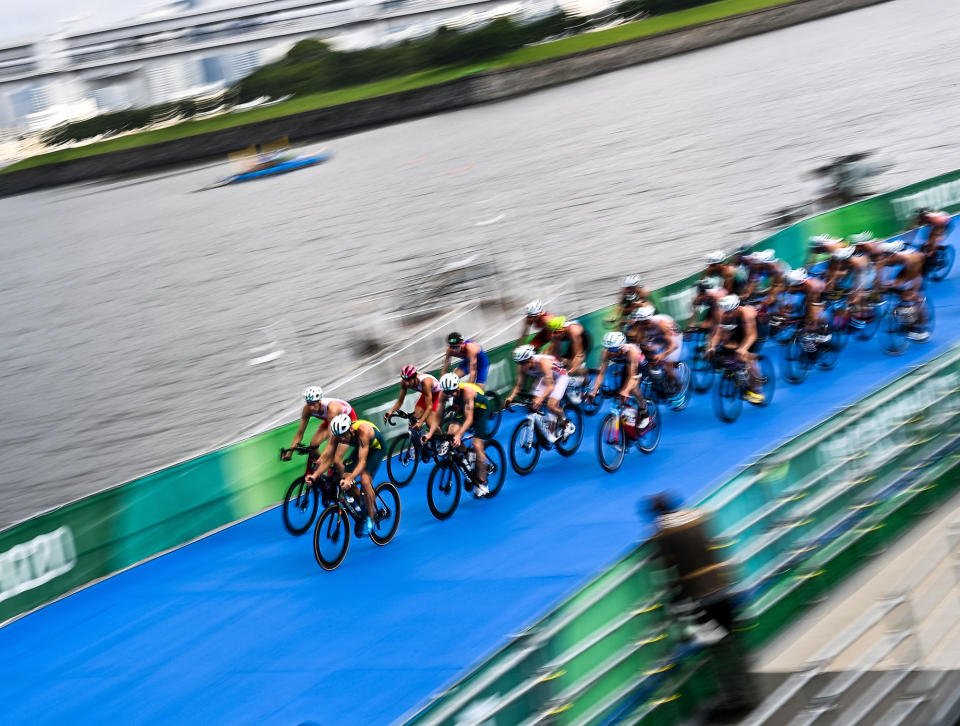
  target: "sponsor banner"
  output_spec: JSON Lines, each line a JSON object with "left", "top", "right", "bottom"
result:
{"left": 2, "top": 168, "right": 959, "bottom": 628}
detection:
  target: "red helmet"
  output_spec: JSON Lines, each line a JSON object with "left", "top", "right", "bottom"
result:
{"left": 400, "top": 365, "right": 417, "bottom": 380}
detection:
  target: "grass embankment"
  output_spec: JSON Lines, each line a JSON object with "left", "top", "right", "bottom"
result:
{"left": 4, "top": 0, "right": 796, "bottom": 173}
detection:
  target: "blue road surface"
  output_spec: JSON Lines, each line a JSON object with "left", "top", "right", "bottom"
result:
{"left": 2, "top": 247, "right": 959, "bottom": 725}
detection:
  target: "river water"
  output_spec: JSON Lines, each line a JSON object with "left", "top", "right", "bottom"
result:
{"left": 1, "top": 0, "right": 959, "bottom": 528}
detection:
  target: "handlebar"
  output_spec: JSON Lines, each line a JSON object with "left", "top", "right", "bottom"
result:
{"left": 279, "top": 444, "right": 318, "bottom": 459}
{"left": 385, "top": 410, "right": 417, "bottom": 425}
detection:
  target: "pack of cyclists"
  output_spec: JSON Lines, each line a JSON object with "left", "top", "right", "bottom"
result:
{"left": 283, "top": 208, "right": 951, "bottom": 546}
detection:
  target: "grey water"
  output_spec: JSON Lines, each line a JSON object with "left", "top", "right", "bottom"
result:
{"left": 1, "top": 0, "right": 958, "bottom": 528}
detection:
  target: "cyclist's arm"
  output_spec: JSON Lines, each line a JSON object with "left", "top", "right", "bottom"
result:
{"left": 466, "top": 346, "right": 478, "bottom": 383}
{"left": 591, "top": 355, "right": 608, "bottom": 395}
{"left": 387, "top": 384, "right": 408, "bottom": 419}
{"left": 440, "top": 350, "right": 451, "bottom": 376}
{"left": 507, "top": 365, "right": 524, "bottom": 400}
{"left": 570, "top": 329, "right": 586, "bottom": 372}
{"left": 425, "top": 394, "right": 445, "bottom": 438}
{"left": 312, "top": 438, "right": 336, "bottom": 478}
{"left": 289, "top": 408, "right": 310, "bottom": 449}
{"left": 659, "top": 320, "right": 678, "bottom": 358}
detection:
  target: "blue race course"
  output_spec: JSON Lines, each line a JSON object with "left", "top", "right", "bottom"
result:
{"left": 2, "top": 230, "right": 958, "bottom": 726}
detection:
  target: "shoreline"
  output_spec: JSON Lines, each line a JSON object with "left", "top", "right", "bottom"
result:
{"left": 0, "top": 0, "right": 891, "bottom": 198}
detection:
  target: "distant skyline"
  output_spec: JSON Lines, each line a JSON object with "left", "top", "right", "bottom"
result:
{"left": 2, "top": 0, "right": 239, "bottom": 42}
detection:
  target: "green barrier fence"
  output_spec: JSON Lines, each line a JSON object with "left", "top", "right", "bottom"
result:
{"left": 2, "top": 167, "right": 960, "bottom": 630}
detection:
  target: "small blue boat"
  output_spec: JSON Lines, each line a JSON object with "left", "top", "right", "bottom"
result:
{"left": 207, "top": 151, "right": 331, "bottom": 188}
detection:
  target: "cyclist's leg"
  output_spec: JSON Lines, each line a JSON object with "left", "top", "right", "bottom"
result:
{"left": 546, "top": 374, "right": 569, "bottom": 424}
{"left": 473, "top": 437, "right": 487, "bottom": 490}
{"left": 474, "top": 352, "right": 490, "bottom": 390}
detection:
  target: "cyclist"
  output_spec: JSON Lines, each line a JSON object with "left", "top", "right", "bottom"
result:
{"left": 783, "top": 268, "right": 829, "bottom": 347}
{"left": 704, "top": 250, "right": 738, "bottom": 295}
{"left": 612, "top": 275, "right": 652, "bottom": 328}
{"left": 384, "top": 365, "right": 441, "bottom": 432}
{"left": 504, "top": 344, "right": 575, "bottom": 443}
{"left": 708, "top": 294, "right": 764, "bottom": 404}
{"left": 308, "top": 414, "right": 384, "bottom": 536}
{"left": 911, "top": 208, "right": 952, "bottom": 256}
{"left": 548, "top": 315, "right": 592, "bottom": 376}
{"left": 629, "top": 305, "right": 684, "bottom": 399}
{"left": 587, "top": 331, "right": 651, "bottom": 430}
{"left": 807, "top": 235, "right": 844, "bottom": 278}
{"left": 282, "top": 386, "right": 356, "bottom": 461}
{"left": 878, "top": 240, "right": 930, "bottom": 341}
{"left": 687, "top": 277, "right": 725, "bottom": 333}
{"left": 519, "top": 299, "right": 554, "bottom": 351}
{"left": 442, "top": 332, "right": 490, "bottom": 389}
{"left": 429, "top": 372, "right": 490, "bottom": 497}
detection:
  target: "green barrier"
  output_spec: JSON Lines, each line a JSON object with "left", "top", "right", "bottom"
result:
{"left": 3, "top": 167, "right": 960, "bottom": 632}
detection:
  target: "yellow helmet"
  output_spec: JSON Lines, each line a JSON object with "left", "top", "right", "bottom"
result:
{"left": 546, "top": 316, "right": 566, "bottom": 331}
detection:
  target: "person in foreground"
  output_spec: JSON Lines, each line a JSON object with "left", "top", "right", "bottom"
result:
{"left": 308, "top": 414, "right": 384, "bottom": 536}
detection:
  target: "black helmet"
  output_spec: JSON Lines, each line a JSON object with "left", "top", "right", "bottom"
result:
{"left": 446, "top": 332, "right": 464, "bottom": 346}
{"left": 734, "top": 244, "right": 751, "bottom": 257}
{"left": 915, "top": 207, "right": 930, "bottom": 221}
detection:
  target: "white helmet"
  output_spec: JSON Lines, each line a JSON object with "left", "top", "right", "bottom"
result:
{"left": 525, "top": 299, "right": 544, "bottom": 316}
{"left": 631, "top": 304, "right": 655, "bottom": 322}
{"left": 786, "top": 268, "right": 808, "bottom": 286}
{"left": 705, "top": 250, "right": 725, "bottom": 265}
{"left": 602, "top": 331, "right": 626, "bottom": 350}
{"left": 832, "top": 245, "right": 855, "bottom": 260}
{"left": 849, "top": 231, "right": 875, "bottom": 245}
{"left": 330, "top": 414, "right": 352, "bottom": 436}
{"left": 809, "top": 234, "right": 839, "bottom": 247}
{"left": 303, "top": 385, "right": 324, "bottom": 402}
{"left": 513, "top": 344, "right": 535, "bottom": 363}
{"left": 622, "top": 274, "right": 641, "bottom": 288}
{"left": 439, "top": 372, "right": 460, "bottom": 392}
{"left": 718, "top": 294, "right": 740, "bottom": 313}
{"left": 881, "top": 240, "right": 905, "bottom": 255}
{"left": 751, "top": 249, "right": 775, "bottom": 263}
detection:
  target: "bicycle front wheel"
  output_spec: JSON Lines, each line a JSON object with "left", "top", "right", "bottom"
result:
{"left": 509, "top": 419, "right": 541, "bottom": 475}
{"left": 427, "top": 461, "right": 462, "bottom": 520}
{"left": 313, "top": 506, "right": 351, "bottom": 571}
{"left": 596, "top": 413, "right": 626, "bottom": 473}
{"left": 580, "top": 370, "right": 602, "bottom": 416}
{"left": 879, "top": 308, "right": 909, "bottom": 356}
{"left": 783, "top": 336, "right": 810, "bottom": 384}
{"left": 713, "top": 373, "right": 743, "bottom": 423}
{"left": 387, "top": 433, "right": 419, "bottom": 487}
{"left": 370, "top": 482, "right": 401, "bottom": 545}
{"left": 283, "top": 476, "right": 318, "bottom": 536}
{"left": 556, "top": 406, "right": 584, "bottom": 457}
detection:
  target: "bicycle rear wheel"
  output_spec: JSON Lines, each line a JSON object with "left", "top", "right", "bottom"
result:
{"left": 580, "top": 370, "right": 602, "bottom": 416}
{"left": 783, "top": 336, "right": 810, "bottom": 384}
{"left": 636, "top": 401, "right": 661, "bottom": 454}
{"left": 758, "top": 355, "right": 775, "bottom": 407}
{"left": 713, "top": 373, "right": 743, "bottom": 423}
{"left": 313, "top": 506, "right": 351, "bottom": 571}
{"left": 556, "top": 406, "right": 584, "bottom": 457}
{"left": 427, "top": 461, "right": 462, "bottom": 520}
{"left": 370, "top": 482, "right": 401, "bottom": 545}
{"left": 596, "top": 413, "right": 626, "bottom": 472}
{"left": 387, "top": 433, "right": 419, "bottom": 487}
{"left": 669, "top": 362, "right": 691, "bottom": 411}
{"left": 485, "top": 391, "right": 503, "bottom": 437}
{"left": 481, "top": 440, "right": 507, "bottom": 498}
{"left": 509, "top": 419, "right": 541, "bottom": 475}
{"left": 283, "top": 476, "right": 318, "bottom": 536}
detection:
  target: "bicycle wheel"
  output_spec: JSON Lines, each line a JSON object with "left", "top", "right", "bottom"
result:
{"left": 580, "top": 370, "right": 602, "bottom": 416}
{"left": 713, "top": 372, "right": 743, "bottom": 423}
{"left": 691, "top": 336, "right": 714, "bottom": 394}
{"left": 828, "top": 307, "right": 849, "bottom": 351}
{"left": 313, "top": 506, "right": 351, "bottom": 571}
{"left": 427, "top": 461, "right": 462, "bottom": 520}
{"left": 668, "top": 362, "right": 691, "bottom": 411}
{"left": 757, "top": 355, "right": 775, "bottom": 407}
{"left": 509, "top": 419, "right": 541, "bottom": 475}
{"left": 556, "top": 406, "right": 584, "bottom": 457}
{"left": 817, "top": 330, "right": 843, "bottom": 371}
{"left": 481, "top": 440, "right": 507, "bottom": 498}
{"left": 636, "top": 401, "right": 661, "bottom": 454}
{"left": 927, "top": 246, "right": 955, "bottom": 282}
{"left": 596, "top": 413, "right": 626, "bottom": 472}
{"left": 879, "top": 307, "right": 909, "bottom": 356}
{"left": 370, "top": 482, "right": 401, "bottom": 545}
{"left": 485, "top": 391, "right": 503, "bottom": 437}
{"left": 282, "top": 476, "right": 319, "bottom": 536}
{"left": 852, "top": 302, "right": 880, "bottom": 341}
{"left": 783, "top": 336, "right": 810, "bottom": 384}
{"left": 386, "top": 433, "right": 419, "bottom": 487}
